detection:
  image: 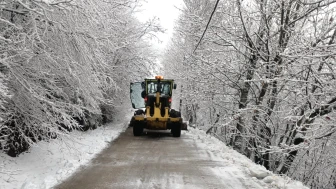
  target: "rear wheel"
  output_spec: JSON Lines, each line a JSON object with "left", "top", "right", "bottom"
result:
{"left": 133, "top": 123, "right": 143, "bottom": 136}
{"left": 134, "top": 109, "right": 144, "bottom": 115}
{"left": 171, "top": 123, "right": 181, "bottom": 137}
{"left": 170, "top": 109, "right": 181, "bottom": 118}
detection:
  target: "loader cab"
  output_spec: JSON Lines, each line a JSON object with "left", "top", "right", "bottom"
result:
{"left": 130, "top": 77, "right": 177, "bottom": 116}
{"left": 144, "top": 78, "right": 176, "bottom": 116}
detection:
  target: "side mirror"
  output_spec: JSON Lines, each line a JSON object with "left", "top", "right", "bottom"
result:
{"left": 173, "top": 84, "right": 177, "bottom": 89}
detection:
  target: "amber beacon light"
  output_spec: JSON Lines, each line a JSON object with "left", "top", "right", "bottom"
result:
{"left": 155, "top": 75, "right": 164, "bottom": 80}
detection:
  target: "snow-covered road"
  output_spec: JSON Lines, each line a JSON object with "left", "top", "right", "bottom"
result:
{"left": 0, "top": 120, "right": 128, "bottom": 189}
{"left": 0, "top": 115, "right": 308, "bottom": 189}
{"left": 55, "top": 128, "right": 307, "bottom": 189}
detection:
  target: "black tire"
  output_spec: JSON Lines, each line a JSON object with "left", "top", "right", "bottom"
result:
{"left": 134, "top": 109, "right": 144, "bottom": 115}
{"left": 133, "top": 125, "right": 143, "bottom": 136}
{"left": 176, "top": 111, "right": 181, "bottom": 117}
{"left": 170, "top": 109, "right": 181, "bottom": 118}
{"left": 172, "top": 123, "right": 181, "bottom": 137}
{"left": 129, "top": 117, "right": 135, "bottom": 127}
{"left": 170, "top": 109, "right": 176, "bottom": 117}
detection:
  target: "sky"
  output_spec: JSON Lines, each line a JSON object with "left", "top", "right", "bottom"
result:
{"left": 136, "top": 0, "right": 184, "bottom": 52}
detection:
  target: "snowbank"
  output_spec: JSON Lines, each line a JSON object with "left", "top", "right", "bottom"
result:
{"left": 186, "top": 128, "right": 308, "bottom": 189}
{"left": 0, "top": 116, "right": 308, "bottom": 189}
{"left": 0, "top": 121, "right": 128, "bottom": 189}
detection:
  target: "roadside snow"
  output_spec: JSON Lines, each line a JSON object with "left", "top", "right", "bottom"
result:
{"left": 0, "top": 115, "right": 308, "bottom": 189}
{"left": 186, "top": 128, "right": 308, "bottom": 189}
{"left": 0, "top": 118, "right": 129, "bottom": 189}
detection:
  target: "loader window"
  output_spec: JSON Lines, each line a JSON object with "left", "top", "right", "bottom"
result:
{"left": 148, "top": 82, "right": 157, "bottom": 93}
{"left": 162, "top": 84, "right": 171, "bottom": 95}
{"left": 147, "top": 82, "right": 171, "bottom": 95}
{"left": 130, "top": 82, "right": 145, "bottom": 109}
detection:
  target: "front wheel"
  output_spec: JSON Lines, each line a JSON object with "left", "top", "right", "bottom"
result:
{"left": 171, "top": 124, "right": 181, "bottom": 137}
{"left": 133, "top": 125, "right": 143, "bottom": 136}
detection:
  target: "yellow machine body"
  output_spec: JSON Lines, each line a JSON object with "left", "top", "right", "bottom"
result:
{"left": 133, "top": 104, "right": 182, "bottom": 130}
{"left": 130, "top": 76, "right": 187, "bottom": 137}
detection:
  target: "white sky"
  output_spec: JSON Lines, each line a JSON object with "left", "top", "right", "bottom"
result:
{"left": 136, "top": 0, "right": 184, "bottom": 52}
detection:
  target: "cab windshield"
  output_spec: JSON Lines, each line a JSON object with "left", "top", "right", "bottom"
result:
{"left": 147, "top": 82, "right": 171, "bottom": 95}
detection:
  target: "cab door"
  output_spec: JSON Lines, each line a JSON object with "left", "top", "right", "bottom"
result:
{"left": 130, "top": 82, "right": 145, "bottom": 109}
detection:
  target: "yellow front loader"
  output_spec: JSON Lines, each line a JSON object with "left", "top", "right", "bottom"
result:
{"left": 129, "top": 76, "right": 187, "bottom": 137}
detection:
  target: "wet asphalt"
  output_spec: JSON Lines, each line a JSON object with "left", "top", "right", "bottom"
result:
{"left": 55, "top": 127, "right": 260, "bottom": 189}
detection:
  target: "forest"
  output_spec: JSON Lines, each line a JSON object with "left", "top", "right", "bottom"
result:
{"left": 0, "top": 0, "right": 161, "bottom": 156}
{"left": 0, "top": 0, "right": 335, "bottom": 189}
{"left": 162, "top": 0, "right": 336, "bottom": 188}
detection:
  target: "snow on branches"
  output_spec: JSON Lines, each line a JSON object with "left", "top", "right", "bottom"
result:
{"left": 162, "top": 0, "right": 336, "bottom": 188}
{"left": 0, "top": 0, "right": 160, "bottom": 156}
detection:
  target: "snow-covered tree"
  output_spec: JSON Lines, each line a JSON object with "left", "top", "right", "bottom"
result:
{"left": 0, "top": 0, "right": 161, "bottom": 156}
{"left": 162, "top": 0, "right": 336, "bottom": 188}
